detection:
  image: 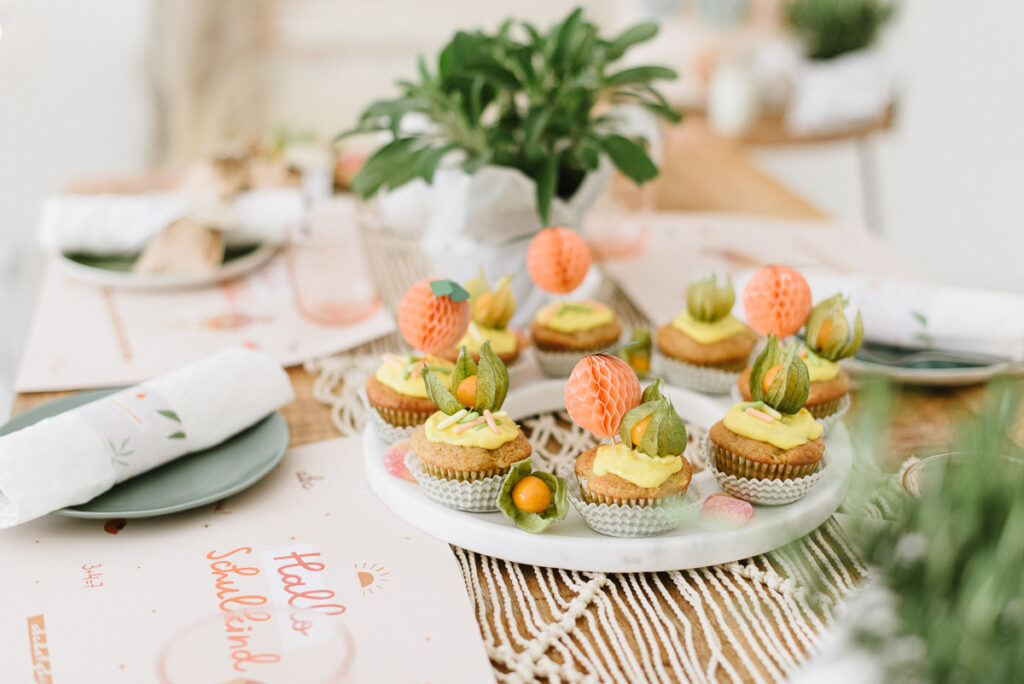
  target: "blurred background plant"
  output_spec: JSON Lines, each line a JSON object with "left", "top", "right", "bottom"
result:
{"left": 339, "top": 7, "right": 682, "bottom": 224}
{"left": 785, "top": 0, "right": 897, "bottom": 60}
{"left": 821, "top": 375, "right": 1024, "bottom": 683}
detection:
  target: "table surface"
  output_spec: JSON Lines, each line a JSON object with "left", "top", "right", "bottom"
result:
{"left": 10, "top": 116, "right": 1004, "bottom": 682}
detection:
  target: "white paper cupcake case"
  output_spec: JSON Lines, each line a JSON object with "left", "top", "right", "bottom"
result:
{"left": 568, "top": 478, "right": 698, "bottom": 537}
{"left": 653, "top": 349, "right": 741, "bottom": 395}
{"left": 534, "top": 348, "right": 592, "bottom": 377}
{"left": 700, "top": 434, "right": 827, "bottom": 505}
{"left": 404, "top": 452, "right": 515, "bottom": 513}
{"left": 816, "top": 394, "right": 850, "bottom": 435}
{"left": 728, "top": 388, "right": 850, "bottom": 436}
{"left": 358, "top": 389, "right": 419, "bottom": 445}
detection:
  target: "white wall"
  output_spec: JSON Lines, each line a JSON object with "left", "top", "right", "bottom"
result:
{"left": 0, "top": 0, "right": 154, "bottom": 415}
{"left": 752, "top": 0, "right": 1024, "bottom": 294}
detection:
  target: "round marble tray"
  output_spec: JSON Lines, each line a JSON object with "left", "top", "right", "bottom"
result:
{"left": 363, "top": 379, "right": 852, "bottom": 572}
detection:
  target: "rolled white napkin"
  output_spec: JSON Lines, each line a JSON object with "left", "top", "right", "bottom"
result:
{"left": 39, "top": 188, "right": 305, "bottom": 255}
{"left": 800, "top": 271, "right": 1024, "bottom": 360}
{"left": 0, "top": 347, "right": 294, "bottom": 527}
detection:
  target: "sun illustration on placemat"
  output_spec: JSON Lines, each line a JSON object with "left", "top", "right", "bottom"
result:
{"left": 355, "top": 562, "right": 390, "bottom": 596}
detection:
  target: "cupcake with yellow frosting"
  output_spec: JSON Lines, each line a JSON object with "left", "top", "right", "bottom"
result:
{"left": 570, "top": 379, "right": 695, "bottom": 536}
{"left": 439, "top": 271, "right": 523, "bottom": 366}
{"left": 706, "top": 336, "right": 826, "bottom": 504}
{"left": 364, "top": 353, "right": 456, "bottom": 441}
{"left": 736, "top": 293, "right": 861, "bottom": 425}
{"left": 655, "top": 274, "right": 757, "bottom": 394}
{"left": 406, "top": 343, "right": 531, "bottom": 512}
{"left": 799, "top": 294, "right": 862, "bottom": 420}
{"left": 529, "top": 300, "right": 624, "bottom": 376}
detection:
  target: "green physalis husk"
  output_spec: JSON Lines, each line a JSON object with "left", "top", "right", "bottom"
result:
{"left": 687, "top": 274, "right": 735, "bottom": 322}
{"left": 620, "top": 327, "right": 652, "bottom": 378}
{"left": 496, "top": 460, "right": 568, "bottom": 533}
{"left": 804, "top": 293, "right": 864, "bottom": 361}
{"left": 749, "top": 335, "right": 810, "bottom": 414}
{"left": 617, "top": 378, "right": 688, "bottom": 457}
{"left": 422, "top": 341, "right": 509, "bottom": 415}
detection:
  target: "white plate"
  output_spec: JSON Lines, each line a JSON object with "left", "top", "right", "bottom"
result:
{"left": 843, "top": 358, "right": 1011, "bottom": 387}
{"left": 55, "top": 243, "right": 279, "bottom": 290}
{"left": 364, "top": 379, "right": 852, "bottom": 572}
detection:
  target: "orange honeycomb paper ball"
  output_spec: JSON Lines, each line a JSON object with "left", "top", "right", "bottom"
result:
{"left": 397, "top": 278, "right": 470, "bottom": 353}
{"left": 742, "top": 265, "right": 813, "bottom": 337}
{"left": 564, "top": 354, "right": 642, "bottom": 439}
{"left": 527, "top": 227, "right": 592, "bottom": 294}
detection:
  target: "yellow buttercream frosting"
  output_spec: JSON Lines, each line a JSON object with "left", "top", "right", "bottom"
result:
{"left": 592, "top": 442, "right": 683, "bottom": 488}
{"left": 800, "top": 346, "right": 841, "bottom": 382}
{"left": 723, "top": 404, "right": 823, "bottom": 450}
{"left": 457, "top": 322, "right": 518, "bottom": 355}
{"left": 671, "top": 311, "right": 748, "bottom": 344}
{"left": 424, "top": 411, "right": 519, "bottom": 449}
{"left": 375, "top": 355, "right": 454, "bottom": 398}
{"left": 535, "top": 300, "right": 613, "bottom": 333}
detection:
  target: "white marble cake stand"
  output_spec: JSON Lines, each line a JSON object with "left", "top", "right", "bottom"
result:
{"left": 363, "top": 379, "right": 852, "bottom": 572}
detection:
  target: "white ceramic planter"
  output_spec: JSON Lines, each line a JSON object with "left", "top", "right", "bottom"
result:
{"left": 786, "top": 48, "right": 892, "bottom": 136}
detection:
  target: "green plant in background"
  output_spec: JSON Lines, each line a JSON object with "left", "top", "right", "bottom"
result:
{"left": 785, "top": 0, "right": 897, "bottom": 61}
{"left": 844, "top": 375, "right": 1024, "bottom": 682}
{"left": 338, "top": 7, "right": 682, "bottom": 224}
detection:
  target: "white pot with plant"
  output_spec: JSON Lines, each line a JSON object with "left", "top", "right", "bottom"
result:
{"left": 784, "top": 0, "right": 896, "bottom": 136}
{"left": 339, "top": 8, "right": 682, "bottom": 322}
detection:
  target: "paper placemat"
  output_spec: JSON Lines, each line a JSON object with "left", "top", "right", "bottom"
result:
{"left": 600, "top": 212, "right": 923, "bottom": 325}
{"left": 15, "top": 256, "right": 394, "bottom": 392}
{"left": 0, "top": 437, "right": 493, "bottom": 683}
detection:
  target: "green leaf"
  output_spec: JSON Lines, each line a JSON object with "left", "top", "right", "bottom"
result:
{"left": 422, "top": 368, "right": 463, "bottom": 414}
{"left": 637, "top": 400, "right": 668, "bottom": 456}
{"left": 598, "top": 134, "right": 659, "bottom": 185}
{"left": 429, "top": 279, "right": 471, "bottom": 302}
{"left": 474, "top": 341, "right": 509, "bottom": 412}
{"left": 461, "top": 151, "right": 492, "bottom": 174}
{"left": 641, "top": 378, "right": 665, "bottom": 403}
{"left": 157, "top": 409, "right": 182, "bottom": 423}
{"left": 350, "top": 137, "right": 421, "bottom": 198}
{"left": 551, "top": 7, "right": 584, "bottom": 68}
{"left": 168, "top": 431, "right": 186, "bottom": 440}
{"left": 619, "top": 400, "right": 658, "bottom": 446}
{"left": 605, "top": 23, "right": 658, "bottom": 60}
{"left": 451, "top": 346, "right": 478, "bottom": 392}
{"left": 535, "top": 153, "right": 557, "bottom": 226}
{"left": 604, "top": 65, "right": 678, "bottom": 87}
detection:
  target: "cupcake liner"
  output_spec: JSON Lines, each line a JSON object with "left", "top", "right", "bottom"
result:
{"left": 705, "top": 434, "right": 822, "bottom": 480}
{"left": 359, "top": 389, "right": 428, "bottom": 445}
{"left": 405, "top": 452, "right": 520, "bottom": 512}
{"left": 806, "top": 396, "right": 846, "bottom": 420}
{"left": 568, "top": 477, "right": 697, "bottom": 537}
{"left": 701, "top": 434, "right": 827, "bottom": 505}
{"left": 534, "top": 347, "right": 593, "bottom": 377}
{"left": 815, "top": 394, "right": 850, "bottom": 435}
{"left": 653, "top": 349, "right": 742, "bottom": 395}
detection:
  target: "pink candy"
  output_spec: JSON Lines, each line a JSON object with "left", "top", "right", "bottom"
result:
{"left": 700, "top": 494, "right": 754, "bottom": 529}
{"left": 383, "top": 440, "right": 417, "bottom": 483}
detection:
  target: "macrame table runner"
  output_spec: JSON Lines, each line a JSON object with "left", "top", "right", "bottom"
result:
{"left": 306, "top": 227, "right": 868, "bottom": 683}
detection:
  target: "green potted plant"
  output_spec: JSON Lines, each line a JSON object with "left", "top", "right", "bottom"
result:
{"left": 783, "top": 0, "right": 897, "bottom": 134}
{"left": 339, "top": 7, "right": 681, "bottom": 319}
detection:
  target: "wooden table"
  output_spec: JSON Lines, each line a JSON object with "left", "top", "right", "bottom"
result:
{"left": 9, "top": 116, "right": 1002, "bottom": 681}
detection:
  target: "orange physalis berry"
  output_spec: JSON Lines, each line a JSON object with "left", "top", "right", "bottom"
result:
{"left": 762, "top": 364, "right": 782, "bottom": 393}
{"left": 630, "top": 414, "right": 652, "bottom": 446}
{"left": 816, "top": 319, "right": 833, "bottom": 351}
{"left": 456, "top": 376, "right": 477, "bottom": 408}
{"left": 511, "top": 476, "right": 552, "bottom": 513}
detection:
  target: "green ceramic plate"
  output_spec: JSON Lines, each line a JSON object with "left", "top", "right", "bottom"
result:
{"left": 0, "top": 388, "right": 289, "bottom": 519}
